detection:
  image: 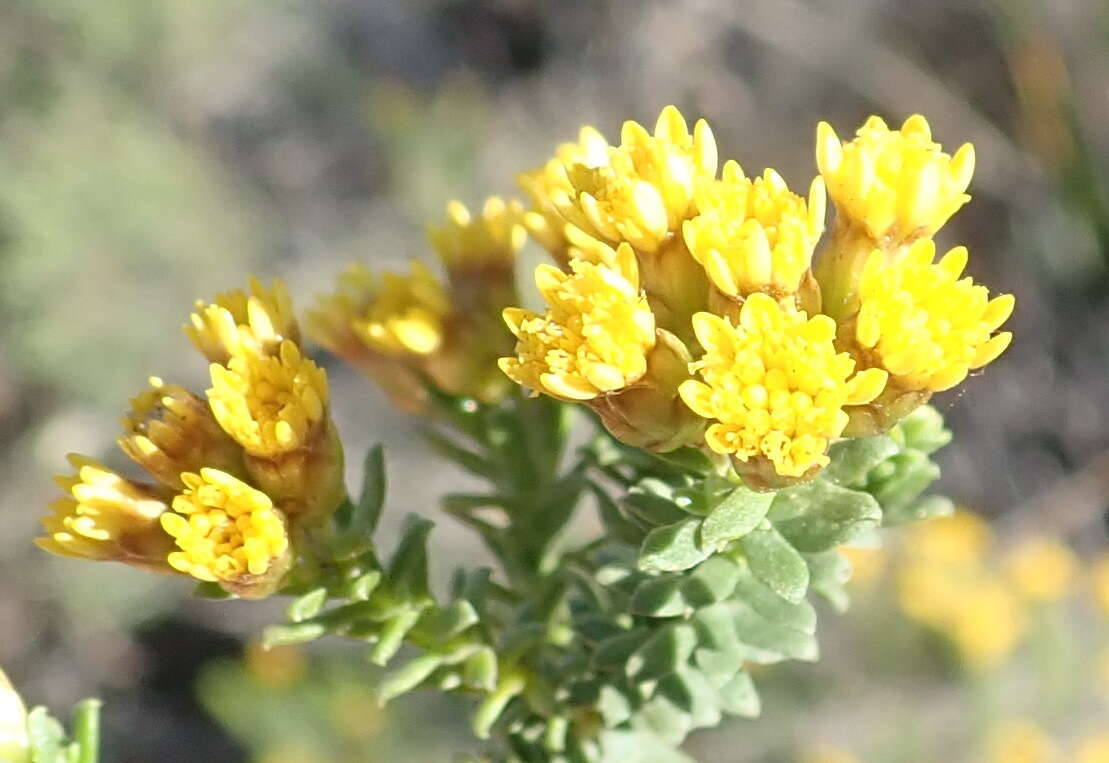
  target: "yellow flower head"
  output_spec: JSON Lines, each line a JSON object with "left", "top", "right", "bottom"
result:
{"left": 518, "top": 125, "right": 611, "bottom": 258}
{"left": 548, "top": 106, "right": 718, "bottom": 253}
{"left": 684, "top": 161, "right": 826, "bottom": 298}
{"left": 208, "top": 340, "right": 329, "bottom": 458}
{"left": 119, "top": 376, "right": 242, "bottom": 489}
{"left": 817, "top": 114, "right": 975, "bottom": 243}
{"left": 427, "top": 197, "right": 526, "bottom": 273}
{"left": 1003, "top": 537, "right": 1077, "bottom": 603}
{"left": 499, "top": 244, "right": 656, "bottom": 401}
{"left": 186, "top": 277, "right": 299, "bottom": 364}
{"left": 855, "top": 239, "right": 1014, "bottom": 392}
{"left": 36, "top": 455, "right": 175, "bottom": 568}
{"left": 678, "top": 295, "right": 888, "bottom": 478}
{"left": 352, "top": 262, "right": 449, "bottom": 357}
{"left": 161, "top": 468, "right": 289, "bottom": 587}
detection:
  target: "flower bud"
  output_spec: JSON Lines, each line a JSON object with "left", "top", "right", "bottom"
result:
{"left": 118, "top": 376, "right": 244, "bottom": 489}
{"left": 36, "top": 455, "right": 177, "bottom": 572}
{"left": 186, "top": 277, "right": 299, "bottom": 364}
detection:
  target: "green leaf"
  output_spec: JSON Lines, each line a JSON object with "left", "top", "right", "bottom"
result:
{"left": 630, "top": 576, "right": 688, "bottom": 617}
{"left": 823, "top": 436, "right": 899, "bottom": 486}
{"left": 772, "top": 481, "right": 882, "bottom": 552}
{"left": 739, "top": 525, "right": 810, "bottom": 603}
{"left": 731, "top": 560, "right": 816, "bottom": 634}
{"left": 353, "top": 444, "right": 386, "bottom": 535}
{"left": 378, "top": 652, "right": 445, "bottom": 704}
{"left": 369, "top": 609, "right": 422, "bottom": 666}
{"left": 422, "top": 600, "right": 480, "bottom": 642}
{"left": 597, "top": 685, "right": 635, "bottom": 728}
{"left": 717, "top": 671, "right": 760, "bottom": 717}
{"left": 700, "top": 485, "right": 774, "bottom": 550}
{"left": 26, "top": 707, "right": 66, "bottom": 763}
{"left": 461, "top": 647, "right": 499, "bottom": 691}
{"left": 806, "top": 551, "right": 852, "bottom": 612}
{"left": 680, "top": 557, "right": 740, "bottom": 607}
{"left": 423, "top": 430, "right": 500, "bottom": 481}
{"left": 871, "top": 451, "right": 943, "bottom": 524}
{"left": 285, "top": 587, "right": 327, "bottom": 623}
{"left": 729, "top": 600, "right": 818, "bottom": 663}
{"left": 598, "top": 729, "right": 697, "bottom": 763}
{"left": 624, "top": 480, "right": 690, "bottom": 527}
{"left": 261, "top": 623, "right": 326, "bottom": 648}
{"left": 658, "top": 669, "right": 722, "bottom": 729}
{"left": 593, "top": 629, "right": 653, "bottom": 671}
{"left": 472, "top": 673, "right": 526, "bottom": 740}
{"left": 897, "top": 405, "right": 952, "bottom": 454}
{"left": 344, "top": 570, "right": 382, "bottom": 601}
{"left": 386, "top": 515, "right": 434, "bottom": 604}
{"left": 638, "top": 518, "right": 709, "bottom": 573}
{"left": 590, "top": 484, "right": 645, "bottom": 545}
{"left": 626, "top": 624, "right": 697, "bottom": 683}
{"left": 634, "top": 694, "right": 693, "bottom": 746}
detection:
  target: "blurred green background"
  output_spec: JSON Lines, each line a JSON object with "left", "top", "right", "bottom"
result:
{"left": 1, "top": 0, "right": 1107, "bottom": 760}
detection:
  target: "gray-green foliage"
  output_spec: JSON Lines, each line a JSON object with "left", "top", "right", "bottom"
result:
{"left": 22, "top": 699, "right": 101, "bottom": 763}
{"left": 259, "top": 400, "right": 951, "bottom": 762}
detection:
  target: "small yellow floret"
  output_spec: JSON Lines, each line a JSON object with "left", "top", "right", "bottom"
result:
{"left": 499, "top": 244, "right": 655, "bottom": 401}
{"left": 162, "top": 469, "right": 288, "bottom": 583}
{"left": 36, "top": 455, "right": 171, "bottom": 564}
{"left": 542, "top": 106, "right": 718, "bottom": 254}
{"left": 208, "top": 340, "right": 329, "bottom": 458}
{"left": 427, "top": 197, "right": 526, "bottom": 271}
{"left": 518, "top": 126, "right": 611, "bottom": 257}
{"left": 855, "top": 239, "right": 1014, "bottom": 392}
{"left": 684, "top": 161, "right": 826, "bottom": 297}
{"left": 187, "top": 277, "right": 299, "bottom": 364}
{"left": 678, "top": 295, "right": 888, "bottom": 477}
{"left": 817, "top": 114, "right": 975, "bottom": 242}
{"left": 119, "top": 376, "right": 240, "bottom": 488}
{"left": 1002, "top": 537, "right": 1077, "bottom": 603}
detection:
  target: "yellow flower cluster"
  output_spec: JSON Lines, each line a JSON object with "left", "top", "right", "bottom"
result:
{"left": 684, "top": 162, "right": 825, "bottom": 301}
{"left": 499, "top": 106, "right": 1013, "bottom": 481}
{"left": 678, "top": 296, "right": 886, "bottom": 480}
{"left": 816, "top": 115, "right": 975, "bottom": 244}
{"left": 500, "top": 244, "right": 655, "bottom": 401}
{"left": 307, "top": 198, "right": 524, "bottom": 408}
{"left": 162, "top": 469, "right": 290, "bottom": 594}
{"left": 895, "top": 512, "right": 1086, "bottom": 670}
{"left": 39, "top": 279, "right": 340, "bottom": 597}
{"left": 855, "top": 239, "right": 1014, "bottom": 392}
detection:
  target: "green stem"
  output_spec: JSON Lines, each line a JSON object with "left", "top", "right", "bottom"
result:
{"left": 72, "top": 699, "right": 101, "bottom": 763}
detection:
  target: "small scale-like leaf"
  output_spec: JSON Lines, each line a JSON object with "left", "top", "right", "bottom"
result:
{"left": 593, "top": 629, "right": 653, "bottom": 671}
{"left": 462, "top": 647, "right": 499, "bottom": 691}
{"left": 772, "top": 481, "right": 882, "bottom": 552}
{"left": 731, "top": 560, "right": 816, "bottom": 634}
{"left": 898, "top": 405, "right": 952, "bottom": 454}
{"left": 701, "top": 485, "right": 774, "bottom": 550}
{"left": 634, "top": 694, "right": 693, "bottom": 747}
{"left": 345, "top": 570, "right": 382, "bottom": 601}
{"left": 680, "top": 557, "right": 740, "bottom": 607}
{"left": 740, "top": 525, "right": 810, "bottom": 603}
{"left": 378, "top": 652, "right": 445, "bottom": 704}
{"left": 368, "top": 609, "right": 422, "bottom": 666}
{"left": 823, "top": 436, "right": 899, "bottom": 486}
{"left": 660, "top": 668, "right": 722, "bottom": 729}
{"left": 626, "top": 624, "right": 697, "bottom": 683}
{"left": 285, "top": 587, "right": 327, "bottom": 623}
{"left": 630, "top": 576, "right": 688, "bottom": 617}
{"left": 716, "top": 671, "right": 760, "bottom": 717}
{"left": 422, "top": 600, "right": 480, "bottom": 642}
{"left": 386, "top": 515, "right": 434, "bottom": 604}
{"left": 352, "top": 444, "right": 386, "bottom": 534}
{"left": 728, "top": 600, "right": 819, "bottom": 662}
{"left": 597, "top": 685, "right": 634, "bottom": 728}
{"left": 261, "top": 622, "right": 326, "bottom": 648}
{"left": 806, "top": 550, "right": 852, "bottom": 612}
{"left": 872, "top": 452, "right": 943, "bottom": 524}
{"left": 26, "top": 707, "right": 66, "bottom": 763}
{"left": 639, "top": 518, "right": 709, "bottom": 573}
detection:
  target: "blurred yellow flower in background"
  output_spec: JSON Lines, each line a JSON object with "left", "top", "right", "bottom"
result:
{"left": 1076, "top": 732, "right": 1109, "bottom": 763}
{"left": 1002, "top": 537, "right": 1078, "bottom": 603}
{"left": 0, "top": 667, "right": 28, "bottom": 763}
{"left": 1090, "top": 554, "right": 1109, "bottom": 616}
{"left": 985, "top": 719, "right": 1059, "bottom": 763}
